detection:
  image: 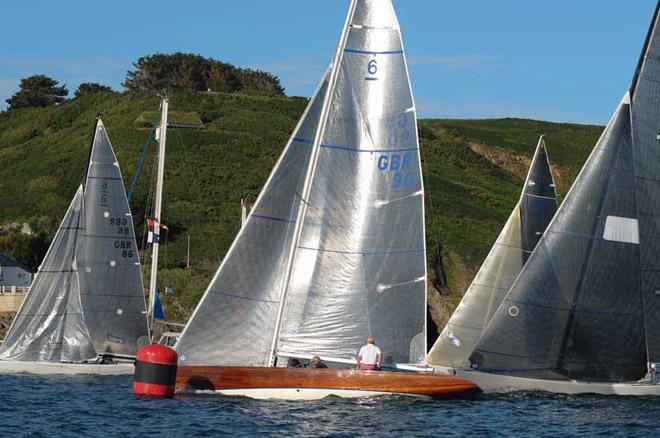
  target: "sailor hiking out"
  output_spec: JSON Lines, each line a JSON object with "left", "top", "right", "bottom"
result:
{"left": 356, "top": 337, "right": 382, "bottom": 371}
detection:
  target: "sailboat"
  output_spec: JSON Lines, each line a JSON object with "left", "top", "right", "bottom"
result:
{"left": 428, "top": 136, "right": 557, "bottom": 369}
{"left": 172, "top": 0, "right": 478, "bottom": 399}
{"left": 0, "top": 117, "right": 150, "bottom": 374}
{"left": 433, "top": 1, "right": 660, "bottom": 396}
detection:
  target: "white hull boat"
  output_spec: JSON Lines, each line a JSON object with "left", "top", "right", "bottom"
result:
{"left": 434, "top": 366, "right": 660, "bottom": 396}
{"left": 0, "top": 117, "right": 149, "bottom": 375}
{"left": 0, "top": 360, "right": 135, "bottom": 375}
{"left": 427, "top": 1, "right": 660, "bottom": 396}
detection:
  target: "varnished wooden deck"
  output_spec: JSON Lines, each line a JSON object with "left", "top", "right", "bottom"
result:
{"left": 176, "top": 366, "right": 480, "bottom": 398}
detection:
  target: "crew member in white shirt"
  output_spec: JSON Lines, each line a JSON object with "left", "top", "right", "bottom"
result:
{"left": 356, "top": 336, "right": 382, "bottom": 371}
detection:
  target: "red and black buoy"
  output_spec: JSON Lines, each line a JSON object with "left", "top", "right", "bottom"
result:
{"left": 133, "top": 344, "right": 178, "bottom": 398}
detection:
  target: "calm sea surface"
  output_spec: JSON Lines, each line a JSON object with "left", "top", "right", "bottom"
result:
{"left": 0, "top": 374, "right": 657, "bottom": 437}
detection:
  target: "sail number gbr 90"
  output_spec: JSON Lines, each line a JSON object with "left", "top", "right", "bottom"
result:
{"left": 378, "top": 153, "right": 415, "bottom": 189}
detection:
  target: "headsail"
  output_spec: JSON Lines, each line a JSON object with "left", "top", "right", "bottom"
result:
{"left": 175, "top": 72, "right": 331, "bottom": 366}
{"left": 275, "top": 0, "right": 427, "bottom": 365}
{"left": 472, "top": 95, "right": 645, "bottom": 381}
{"left": 0, "top": 187, "right": 97, "bottom": 362}
{"left": 77, "top": 119, "right": 149, "bottom": 356}
{"left": 428, "top": 137, "right": 557, "bottom": 368}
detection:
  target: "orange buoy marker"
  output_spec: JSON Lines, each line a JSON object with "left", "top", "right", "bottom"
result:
{"left": 133, "top": 344, "right": 178, "bottom": 398}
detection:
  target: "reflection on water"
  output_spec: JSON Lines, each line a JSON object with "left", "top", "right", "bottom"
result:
{"left": 0, "top": 375, "right": 658, "bottom": 437}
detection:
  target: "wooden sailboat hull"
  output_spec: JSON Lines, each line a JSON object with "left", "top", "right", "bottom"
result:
{"left": 175, "top": 366, "right": 480, "bottom": 400}
{"left": 434, "top": 366, "right": 660, "bottom": 396}
{"left": 0, "top": 360, "right": 135, "bottom": 375}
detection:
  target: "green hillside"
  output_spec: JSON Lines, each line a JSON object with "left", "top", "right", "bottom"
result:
{"left": 0, "top": 90, "right": 603, "bottom": 328}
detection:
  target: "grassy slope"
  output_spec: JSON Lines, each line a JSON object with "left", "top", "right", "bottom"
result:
{"left": 0, "top": 91, "right": 603, "bottom": 326}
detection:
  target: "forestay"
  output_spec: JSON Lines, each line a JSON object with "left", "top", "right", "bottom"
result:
{"left": 428, "top": 138, "right": 557, "bottom": 368}
{"left": 472, "top": 95, "right": 646, "bottom": 381}
{"left": 0, "top": 188, "right": 97, "bottom": 362}
{"left": 77, "top": 120, "right": 149, "bottom": 356}
{"left": 275, "top": 0, "right": 427, "bottom": 365}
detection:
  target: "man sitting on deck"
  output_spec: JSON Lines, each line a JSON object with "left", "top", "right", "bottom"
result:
{"left": 310, "top": 356, "right": 328, "bottom": 369}
{"left": 643, "top": 363, "right": 659, "bottom": 384}
{"left": 356, "top": 337, "right": 382, "bottom": 371}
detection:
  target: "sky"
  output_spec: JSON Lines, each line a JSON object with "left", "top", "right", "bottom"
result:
{"left": 0, "top": 0, "right": 657, "bottom": 124}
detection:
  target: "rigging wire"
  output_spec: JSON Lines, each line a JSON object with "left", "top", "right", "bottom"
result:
{"left": 421, "top": 143, "right": 454, "bottom": 367}
{"left": 127, "top": 110, "right": 160, "bottom": 203}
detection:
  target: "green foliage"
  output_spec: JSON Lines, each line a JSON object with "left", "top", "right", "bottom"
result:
{"left": 0, "top": 90, "right": 602, "bottom": 322}
{"left": 5, "top": 75, "right": 69, "bottom": 110}
{"left": 135, "top": 111, "right": 202, "bottom": 128}
{"left": 74, "top": 82, "right": 113, "bottom": 98}
{"left": 0, "top": 231, "right": 50, "bottom": 271}
{"left": 123, "top": 53, "right": 285, "bottom": 97}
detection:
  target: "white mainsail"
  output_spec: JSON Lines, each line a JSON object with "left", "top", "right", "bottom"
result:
{"left": 0, "top": 119, "right": 149, "bottom": 361}
{"left": 176, "top": 0, "right": 426, "bottom": 367}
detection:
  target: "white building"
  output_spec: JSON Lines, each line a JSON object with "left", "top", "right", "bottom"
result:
{"left": 0, "top": 256, "right": 33, "bottom": 313}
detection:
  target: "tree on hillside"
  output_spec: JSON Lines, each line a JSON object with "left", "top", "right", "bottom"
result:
{"left": 123, "top": 53, "right": 285, "bottom": 97}
{"left": 0, "top": 231, "right": 50, "bottom": 271}
{"left": 74, "top": 82, "right": 113, "bottom": 98}
{"left": 5, "top": 75, "right": 68, "bottom": 109}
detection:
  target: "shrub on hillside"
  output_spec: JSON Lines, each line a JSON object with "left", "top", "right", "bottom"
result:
{"left": 74, "top": 82, "right": 113, "bottom": 98}
{"left": 123, "top": 53, "right": 285, "bottom": 97}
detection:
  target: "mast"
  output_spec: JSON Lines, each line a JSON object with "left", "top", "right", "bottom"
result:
{"left": 148, "top": 97, "right": 169, "bottom": 330}
{"left": 630, "top": 0, "right": 660, "bottom": 97}
{"left": 83, "top": 114, "right": 102, "bottom": 188}
{"left": 266, "top": 0, "right": 358, "bottom": 366}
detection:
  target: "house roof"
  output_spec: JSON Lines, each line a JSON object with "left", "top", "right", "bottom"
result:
{"left": 0, "top": 255, "right": 33, "bottom": 273}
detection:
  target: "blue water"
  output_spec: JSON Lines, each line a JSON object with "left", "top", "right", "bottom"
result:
{"left": 0, "top": 375, "right": 658, "bottom": 437}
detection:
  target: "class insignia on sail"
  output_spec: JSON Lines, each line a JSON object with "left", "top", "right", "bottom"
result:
{"left": 428, "top": 136, "right": 558, "bottom": 369}
{"left": 0, "top": 118, "right": 149, "bottom": 364}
